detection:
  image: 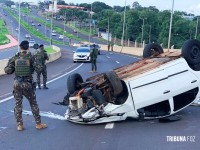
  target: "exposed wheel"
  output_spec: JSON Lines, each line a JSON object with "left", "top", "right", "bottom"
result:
{"left": 105, "top": 71, "right": 123, "bottom": 96}
{"left": 92, "top": 90, "right": 106, "bottom": 105}
{"left": 143, "top": 43, "right": 164, "bottom": 58}
{"left": 181, "top": 39, "right": 200, "bottom": 65}
{"left": 67, "top": 73, "right": 83, "bottom": 94}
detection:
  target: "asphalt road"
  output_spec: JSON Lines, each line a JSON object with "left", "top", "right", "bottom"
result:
{"left": 1, "top": 49, "right": 200, "bottom": 150}
{"left": 0, "top": 7, "right": 200, "bottom": 150}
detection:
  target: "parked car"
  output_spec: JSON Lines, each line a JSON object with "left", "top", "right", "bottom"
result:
{"left": 73, "top": 47, "right": 91, "bottom": 63}
{"left": 59, "top": 35, "right": 64, "bottom": 40}
{"left": 37, "top": 23, "right": 41, "bottom": 26}
{"left": 15, "top": 27, "right": 19, "bottom": 31}
{"left": 31, "top": 23, "right": 35, "bottom": 26}
{"left": 29, "top": 39, "right": 35, "bottom": 47}
{"left": 65, "top": 39, "right": 200, "bottom": 124}
{"left": 25, "top": 34, "right": 31, "bottom": 39}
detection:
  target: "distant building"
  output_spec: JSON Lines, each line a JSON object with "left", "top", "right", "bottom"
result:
{"left": 182, "top": 14, "right": 195, "bottom": 20}
{"left": 48, "top": 4, "right": 85, "bottom": 13}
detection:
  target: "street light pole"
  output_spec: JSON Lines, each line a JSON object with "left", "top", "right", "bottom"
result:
{"left": 195, "top": 17, "right": 199, "bottom": 39}
{"left": 167, "top": 0, "right": 174, "bottom": 51}
{"left": 149, "top": 25, "right": 151, "bottom": 44}
{"left": 50, "top": 1, "right": 54, "bottom": 46}
{"left": 121, "top": 0, "right": 127, "bottom": 46}
{"left": 141, "top": 18, "right": 145, "bottom": 46}
{"left": 18, "top": 0, "right": 21, "bottom": 52}
{"left": 107, "top": 14, "right": 110, "bottom": 45}
{"left": 89, "top": 3, "right": 92, "bottom": 44}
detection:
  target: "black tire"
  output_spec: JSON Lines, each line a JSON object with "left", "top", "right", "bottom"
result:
{"left": 92, "top": 90, "right": 106, "bottom": 105}
{"left": 143, "top": 43, "right": 164, "bottom": 58}
{"left": 67, "top": 73, "right": 83, "bottom": 94}
{"left": 181, "top": 39, "right": 200, "bottom": 65}
{"left": 105, "top": 71, "right": 123, "bottom": 96}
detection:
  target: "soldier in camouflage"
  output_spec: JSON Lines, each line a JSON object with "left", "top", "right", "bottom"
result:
{"left": 33, "top": 44, "right": 49, "bottom": 89}
{"left": 90, "top": 44, "right": 98, "bottom": 72}
{"left": 4, "top": 40, "right": 47, "bottom": 131}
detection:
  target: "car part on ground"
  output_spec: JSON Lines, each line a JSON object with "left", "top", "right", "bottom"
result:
{"left": 65, "top": 40, "right": 200, "bottom": 124}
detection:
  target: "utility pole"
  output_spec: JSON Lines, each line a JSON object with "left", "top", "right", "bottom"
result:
{"left": 89, "top": 3, "right": 92, "bottom": 44}
{"left": 195, "top": 17, "right": 199, "bottom": 39}
{"left": 139, "top": 17, "right": 147, "bottom": 47}
{"left": 18, "top": 0, "right": 21, "bottom": 52}
{"left": 121, "top": 0, "right": 127, "bottom": 46}
{"left": 167, "top": 0, "right": 174, "bottom": 51}
{"left": 107, "top": 14, "right": 110, "bottom": 45}
{"left": 149, "top": 25, "right": 151, "bottom": 44}
{"left": 50, "top": 0, "right": 54, "bottom": 46}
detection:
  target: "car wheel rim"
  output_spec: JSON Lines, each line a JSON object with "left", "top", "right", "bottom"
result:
{"left": 191, "top": 46, "right": 200, "bottom": 59}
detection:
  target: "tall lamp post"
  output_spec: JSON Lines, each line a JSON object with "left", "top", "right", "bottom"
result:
{"left": 195, "top": 17, "right": 199, "bottom": 39}
{"left": 18, "top": 0, "right": 21, "bottom": 52}
{"left": 140, "top": 17, "right": 147, "bottom": 47}
{"left": 107, "top": 13, "right": 110, "bottom": 45}
{"left": 121, "top": 0, "right": 127, "bottom": 47}
{"left": 50, "top": 0, "right": 54, "bottom": 46}
{"left": 167, "top": 0, "right": 174, "bottom": 51}
{"left": 149, "top": 25, "right": 151, "bottom": 44}
{"left": 89, "top": 3, "right": 92, "bottom": 44}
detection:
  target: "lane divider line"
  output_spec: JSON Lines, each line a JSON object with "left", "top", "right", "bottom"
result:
{"left": 105, "top": 123, "right": 114, "bottom": 129}
{"left": 0, "top": 63, "right": 83, "bottom": 104}
{"left": 10, "top": 110, "right": 66, "bottom": 120}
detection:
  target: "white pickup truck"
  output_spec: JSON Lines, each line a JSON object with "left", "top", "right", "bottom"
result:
{"left": 64, "top": 39, "right": 200, "bottom": 124}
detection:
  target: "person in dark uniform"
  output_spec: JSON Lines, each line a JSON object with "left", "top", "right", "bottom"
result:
{"left": 90, "top": 44, "right": 98, "bottom": 72}
{"left": 34, "top": 44, "right": 49, "bottom": 89}
{"left": 4, "top": 40, "right": 47, "bottom": 131}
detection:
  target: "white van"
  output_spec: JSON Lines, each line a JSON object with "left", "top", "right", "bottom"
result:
{"left": 64, "top": 39, "right": 200, "bottom": 124}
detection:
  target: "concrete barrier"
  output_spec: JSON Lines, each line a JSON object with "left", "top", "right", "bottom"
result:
{"left": 0, "top": 45, "right": 61, "bottom": 76}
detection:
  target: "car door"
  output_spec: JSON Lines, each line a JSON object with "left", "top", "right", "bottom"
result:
{"left": 129, "top": 69, "right": 169, "bottom": 110}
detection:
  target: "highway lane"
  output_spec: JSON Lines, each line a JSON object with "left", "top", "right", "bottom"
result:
{"left": 31, "top": 9, "right": 107, "bottom": 45}
{"left": 1, "top": 49, "right": 200, "bottom": 150}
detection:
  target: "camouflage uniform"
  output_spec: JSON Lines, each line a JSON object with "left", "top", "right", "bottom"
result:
{"left": 33, "top": 45, "right": 49, "bottom": 89}
{"left": 4, "top": 50, "right": 41, "bottom": 126}
{"left": 90, "top": 45, "right": 98, "bottom": 72}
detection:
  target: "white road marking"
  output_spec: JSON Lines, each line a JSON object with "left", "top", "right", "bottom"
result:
{"left": 0, "top": 92, "right": 12, "bottom": 98}
{"left": 0, "top": 127, "right": 8, "bottom": 132}
{"left": 105, "top": 123, "right": 114, "bottom": 129}
{"left": 116, "top": 61, "right": 120, "bottom": 64}
{"left": 106, "top": 56, "right": 110, "bottom": 58}
{"left": 0, "top": 63, "right": 83, "bottom": 104}
{"left": 10, "top": 110, "right": 66, "bottom": 120}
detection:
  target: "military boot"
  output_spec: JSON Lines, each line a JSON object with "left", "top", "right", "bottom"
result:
{"left": 17, "top": 124, "right": 24, "bottom": 131}
{"left": 36, "top": 123, "right": 47, "bottom": 129}
{"left": 43, "top": 85, "right": 49, "bottom": 89}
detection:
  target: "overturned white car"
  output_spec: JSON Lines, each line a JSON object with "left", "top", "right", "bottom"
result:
{"left": 64, "top": 39, "right": 200, "bottom": 124}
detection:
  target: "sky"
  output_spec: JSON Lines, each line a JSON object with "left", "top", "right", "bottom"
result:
{"left": 13, "top": 0, "right": 200, "bottom": 16}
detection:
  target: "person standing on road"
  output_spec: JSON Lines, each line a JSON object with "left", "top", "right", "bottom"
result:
{"left": 34, "top": 44, "right": 49, "bottom": 89}
{"left": 90, "top": 44, "right": 98, "bottom": 72}
{"left": 4, "top": 40, "right": 47, "bottom": 131}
